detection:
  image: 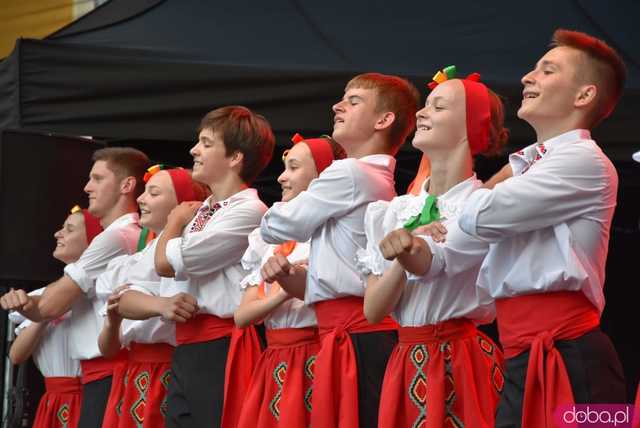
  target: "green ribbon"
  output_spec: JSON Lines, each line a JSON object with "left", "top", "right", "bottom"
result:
{"left": 443, "top": 65, "right": 457, "bottom": 79}
{"left": 136, "top": 227, "right": 151, "bottom": 252}
{"left": 403, "top": 195, "right": 441, "bottom": 232}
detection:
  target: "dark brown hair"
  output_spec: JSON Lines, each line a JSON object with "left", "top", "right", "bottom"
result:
{"left": 198, "top": 106, "right": 275, "bottom": 184}
{"left": 92, "top": 147, "right": 150, "bottom": 197}
{"left": 482, "top": 89, "right": 510, "bottom": 157}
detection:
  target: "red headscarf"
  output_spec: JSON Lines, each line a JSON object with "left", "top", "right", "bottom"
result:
{"left": 70, "top": 205, "right": 102, "bottom": 244}
{"left": 290, "top": 133, "right": 336, "bottom": 174}
{"left": 143, "top": 164, "right": 199, "bottom": 203}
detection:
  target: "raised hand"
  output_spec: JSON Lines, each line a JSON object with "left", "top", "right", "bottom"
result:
{"left": 261, "top": 254, "right": 295, "bottom": 284}
{"left": 413, "top": 221, "right": 448, "bottom": 243}
{"left": 159, "top": 292, "right": 199, "bottom": 323}
{"left": 0, "top": 288, "right": 35, "bottom": 313}
{"left": 167, "top": 201, "right": 203, "bottom": 228}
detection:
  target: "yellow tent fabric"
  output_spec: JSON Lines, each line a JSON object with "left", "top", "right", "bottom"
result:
{"left": 0, "top": 0, "right": 95, "bottom": 58}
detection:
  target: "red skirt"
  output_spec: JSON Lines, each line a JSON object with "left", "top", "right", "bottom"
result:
{"left": 311, "top": 296, "right": 398, "bottom": 428}
{"left": 99, "top": 349, "right": 131, "bottom": 428}
{"left": 117, "top": 342, "right": 174, "bottom": 428}
{"left": 237, "top": 327, "right": 320, "bottom": 428}
{"left": 379, "top": 319, "right": 504, "bottom": 428}
{"left": 33, "top": 377, "right": 83, "bottom": 428}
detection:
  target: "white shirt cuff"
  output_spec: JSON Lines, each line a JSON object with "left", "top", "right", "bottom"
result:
{"left": 14, "top": 319, "right": 33, "bottom": 335}
{"left": 128, "top": 284, "right": 156, "bottom": 296}
{"left": 63, "top": 263, "right": 92, "bottom": 293}
{"left": 8, "top": 310, "right": 26, "bottom": 325}
{"left": 165, "top": 238, "right": 187, "bottom": 281}
{"left": 458, "top": 188, "right": 491, "bottom": 238}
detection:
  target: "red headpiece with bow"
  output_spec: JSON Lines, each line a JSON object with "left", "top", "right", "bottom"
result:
{"left": 427, "top": 65, "right": 491, "bottom": 156}
{"left": 288, "top": 133, "right": 335, "bottom": 174}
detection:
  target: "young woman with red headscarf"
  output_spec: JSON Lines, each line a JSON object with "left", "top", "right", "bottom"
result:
{"left": 8, "top": 207, "right": 102, "bottom": 428}
{"left": 358, "top": 67, "right": 509, "bottom": 428}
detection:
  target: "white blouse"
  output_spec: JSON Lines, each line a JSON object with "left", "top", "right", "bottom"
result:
{"left": 62, "top": 213, "right": 141, "bottom": 361}
{"left": 458, "top": 130, "right": 617, "bottom": 313}
{"left": 357, "top": 175, "right": 495, "bottom": 327}
{"left": 10, "top": 289, "right": 80, "bottom": 377}
{"left": 69, "top": 252, "right": 133, "bottom": 360}
{"left": 260, "top": 155, "right": 397, "bottom": 305}
{"left": 96, "top": 237, "right": 176, "bottom": 347}
{"left": 240, "top": 228, "right": 317, "bottom": 329}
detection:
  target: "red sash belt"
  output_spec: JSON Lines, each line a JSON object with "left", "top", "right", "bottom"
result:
{"left": 311, "top": 296, "right": 398, "bottom": 428}
{"left": 175, "top": 313, "right": 234, "bottom": 345}
{"left": 174, "top": 313, "right": 262, "bottom": 427}
{"left": 398, "top": 318, "right": 476, "bottom": 345}
{"left": 266, "top": 327, "right": 320, "bottom": 348}
{"left": 221, "top": 324, "right": 264, "bottom": 428}
{"left": 44, "top": 376, "right": 82, "bottom": 394}
{"left": 80, "top": 348, "right": 129, "bottom": 384}
{"left": 495, "top": 291, "right": 600, "bottom": 428}
{"left": 129, "top": 342, "right": 175, "bottom": 363}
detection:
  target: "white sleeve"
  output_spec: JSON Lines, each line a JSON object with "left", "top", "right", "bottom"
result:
{"left": 458, "top": 143, "right": 617, "bottom": 242}
{"left": 407, "top": 220, "right": 489, "bottom": 282}
{"left": 165, "top": 200, "right": 265, "bottom": 279}
{"left": 239, "top": 229, "right": 271, "bottom": 289}
{"left": 260, "top": 161, "right": 357, "bottom": 244}
{"left": 63, "top": 228, "right": 131, "bottom": 293}
{"left": 355, "top": 200, "right": 393, "bottom": 277}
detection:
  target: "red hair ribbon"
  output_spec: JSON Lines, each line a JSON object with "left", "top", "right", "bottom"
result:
{"left": 144, "top": 164, "right": 198, "bottom": 203}
{"left": 290, "top": 133, "right": 335, "bottom": 174}
{"left": 427, "top": 66, "right": 490, "bottom": 155}
{"left": 166, "top": 169, "right": 197, "bottom": 204}
{"left": 70, "top": 205, "right": 103, "bottom": 244}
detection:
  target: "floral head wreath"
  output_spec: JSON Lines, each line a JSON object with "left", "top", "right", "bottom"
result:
{"left": 143, "top": 164, "right": 197, "bottom": 203}
{"left": 282, "top": 133, "right": 335, "bottom": 174}
{"left": 426, "top": 65, "right": 490, "bottom": 155}
{"left": 70, "top": 205, "right": 102, "bottom": 244}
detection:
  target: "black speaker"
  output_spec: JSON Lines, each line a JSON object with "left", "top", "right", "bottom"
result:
{"left": 0, "top": 129, "right": 104, "bottom": 284}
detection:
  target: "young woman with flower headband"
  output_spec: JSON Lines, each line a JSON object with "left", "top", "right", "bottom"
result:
{"left": 94, "top": 165, "right": 208, "bottom": 428}
{"left": 234, "top": 134, "right": 345, "bottom": 428}
{"left": 8, "top": 206, "right": 102, "bottom": 428}
{"left": 357, "top": 66, "right": 508, "bottom": 427}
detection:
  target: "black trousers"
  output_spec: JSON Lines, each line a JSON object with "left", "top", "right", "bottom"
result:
{"left": 165, "top": 337, "right": 230, "bottom": 428}
{"left": 350, "top": 329, "right": 398, "bottom": 428}
{"left": 495, "top": 328, "right": 627, "bottom": 428}
{"left": 78, "top": 376, "right": 112, "bottom": 428}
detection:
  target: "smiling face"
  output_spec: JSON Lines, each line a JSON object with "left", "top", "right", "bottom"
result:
{"left": 331, "top": 87, "right": 384, "bottom": 150}
{"left": 518, "top": 46, "right": 585, "bottom": 129}
{"left": 189, "top": 128, "right": 235, "bottom": 187}
{"left": 53, "top": 213, "right": 88, "bottom": 264}
{"left": 136, "top": 170, "right": 178, "bottom": 233}
{"left": 83, "top": 160, "right": 122, "bottom": 219}
{"left": 412, "top": 79, "right": 467, "bottom": 154}
{"left": 277, "top": 143, "right": 318, "bottom": 202}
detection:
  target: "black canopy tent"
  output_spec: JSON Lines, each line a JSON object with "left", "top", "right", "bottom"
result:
{"left": 1, "top": 0, "right": 639, "bottom": 153}
{"left": 0, "top": 0, "right": 639, "bottom": 416}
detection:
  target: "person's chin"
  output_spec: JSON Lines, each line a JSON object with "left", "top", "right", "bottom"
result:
{"left": 516, "top": 101, "right": 536, "bottom": 121}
